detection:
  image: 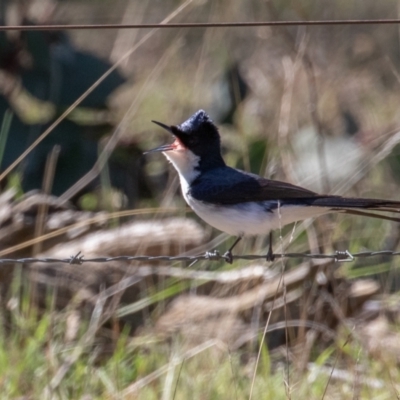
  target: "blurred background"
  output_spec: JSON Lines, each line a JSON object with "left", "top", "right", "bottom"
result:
{"left": 3, "top": 0, "right": 400, "bottom": 209}
{"left": 1, "top": 0, "right": 400, "bottom": 398}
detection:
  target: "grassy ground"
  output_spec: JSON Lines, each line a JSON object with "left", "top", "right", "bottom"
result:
{"left": 1, "top": 283, "right": 400, "bottom": 399}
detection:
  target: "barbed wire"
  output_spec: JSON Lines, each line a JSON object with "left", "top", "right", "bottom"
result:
{"left": 3, "top": 19, "right": 400, "bottom": 31}
{"left": 0, "top": 249, "right": 399, "bottom": 265}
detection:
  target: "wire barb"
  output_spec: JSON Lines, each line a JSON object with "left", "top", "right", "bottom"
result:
{"left": 204, "top": 250, "right": 222, "bottom": 261}
{"left": 0, "top": 248, "right": 398, "bottom": 265}
{"left": 69, "top": 251, "right": 84, "bottom": 265}
{"left": 334, "top": 250, "right": 354, "bottom": 263}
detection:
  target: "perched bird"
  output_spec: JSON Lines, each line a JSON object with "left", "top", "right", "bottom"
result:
{"left": 146, "top": 110, "right": 400, "bottom": 263}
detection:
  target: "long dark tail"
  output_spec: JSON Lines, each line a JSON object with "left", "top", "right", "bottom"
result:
{"left": 303, "top": 196, "right": 400, "bottom": 223}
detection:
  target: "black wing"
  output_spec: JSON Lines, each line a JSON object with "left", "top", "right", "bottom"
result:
{"left": 189, "top": 167, "right": 400, "bottom": 221}
{"left": 189, "top": 167, "right": 319, "bottom": 205}
{"left": 188, "top": 167, "right": 400, "bottom": 223}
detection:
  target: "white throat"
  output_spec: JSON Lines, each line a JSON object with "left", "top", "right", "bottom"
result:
{"left": 163, "top": 149, "right": 200, "bottom": 190}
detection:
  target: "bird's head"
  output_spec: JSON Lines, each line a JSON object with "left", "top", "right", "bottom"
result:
{"left": 146, "top": 110, "right": 225, "bottom": 178}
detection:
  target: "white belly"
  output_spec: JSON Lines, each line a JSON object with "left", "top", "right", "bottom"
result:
{"left": 184, "top": 193, "right": 330, "bottom": 237}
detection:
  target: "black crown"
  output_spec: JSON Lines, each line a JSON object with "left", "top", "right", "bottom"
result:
{"left": 179, "top": 110, "right": 213, "bottom": 134}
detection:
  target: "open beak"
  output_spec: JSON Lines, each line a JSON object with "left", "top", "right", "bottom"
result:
{"left": 152, "top": 120, "right": 173, "bottom": 133}
{"left": 144, "top": 120, "right": 175, "bottom": 154}
{"left": 144, "top": 143, "right": 175, "bottom": 154}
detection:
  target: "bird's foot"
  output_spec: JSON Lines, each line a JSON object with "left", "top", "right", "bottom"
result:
{"left": 266, "top": 246, "right": 275, "bottom": 262}
{"left": 221, "top": 236, "right": 241, "bottom": 264}
{"left": 222, "top": 250, "right": 234, "bottom": 264}
{"left": 266, "top": 232, "right": 275, "bottom": 262}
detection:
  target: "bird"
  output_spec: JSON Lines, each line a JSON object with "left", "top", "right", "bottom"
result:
{"left": 146, "top": 110, "right": 400, "bottom": 263}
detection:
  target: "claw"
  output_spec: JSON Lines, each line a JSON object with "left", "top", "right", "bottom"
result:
{"left": 266, "top": 247, "right": 275, "bottom": 262}
{"left": 266, "top": 231, "right": 275, "bottom": 262}
{"left": 223, "top": 250, "right": 233, "bottom": 264}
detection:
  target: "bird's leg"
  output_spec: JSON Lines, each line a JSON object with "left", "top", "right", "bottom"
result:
{"left": 223, "top": 236, "right": 242, "bottom": 264}
{"left": 266, "top": 231, "right": 275, "bottom": 262}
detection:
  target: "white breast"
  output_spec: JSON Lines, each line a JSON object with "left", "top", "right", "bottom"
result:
{"left": 184, "top": 195, "right": 330, "bottom": 237}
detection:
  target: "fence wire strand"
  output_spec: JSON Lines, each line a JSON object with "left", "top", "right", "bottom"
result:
{"left": 0, "top": 249, "right": 399, "bottom": 265}
{"left": 3, "top": 19, "right": 400, "bottom": 31}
